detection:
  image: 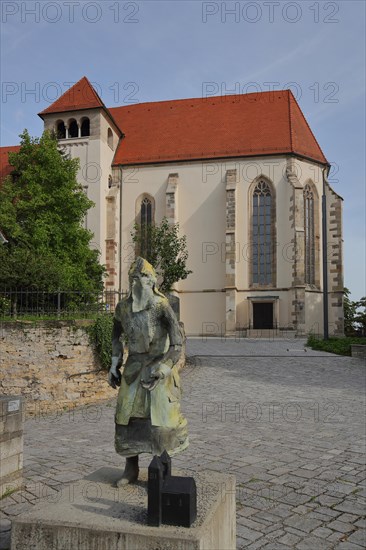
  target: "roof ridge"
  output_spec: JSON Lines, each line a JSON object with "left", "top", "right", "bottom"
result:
{"left": 81, "top": 76, "right": 105, "bottom": 107}
{"left": 108, "top": 89, "right": 291, "bottom": 110}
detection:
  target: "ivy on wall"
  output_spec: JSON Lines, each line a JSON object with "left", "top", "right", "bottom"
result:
{"left": 88, "top": 315, "right": 114, "bottom": 371}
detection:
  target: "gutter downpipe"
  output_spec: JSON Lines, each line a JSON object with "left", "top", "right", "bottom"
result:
{"left": 322, "top": 166, "right": 330, "bottom": 340}
{"left": 119, "top": 167, "right": 123, "bottom": 297}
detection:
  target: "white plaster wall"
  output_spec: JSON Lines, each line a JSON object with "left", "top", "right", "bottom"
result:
{"left": 120, "top": 161, "right": 227, "bottom": 293}
{"left": 305, "top": 291, "right": 323, "bottom": 336}
{"left": 180, "top": 292, "right": 226, "bottom": 336}
{"left": 119, "top": 156, "right": 328, "bottom": 335}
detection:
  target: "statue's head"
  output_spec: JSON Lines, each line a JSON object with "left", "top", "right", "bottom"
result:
{"left": 129, "top": 257, "right": 156, "bottom": 286}
{"left": 128, "top": 257, "right": 161, "bottom": 312}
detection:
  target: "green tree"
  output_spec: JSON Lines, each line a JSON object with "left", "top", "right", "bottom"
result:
{"left": 343, "top": 288, "right": 357, "bottom": 335}
{"left": 0, "top": 130, "right": 105, "bottom": 292}
{"left": 354, "top": 297, "right": 366, "bottom": 336}
{"left": 131, "top": 217, "right": 192, "bottom": 293}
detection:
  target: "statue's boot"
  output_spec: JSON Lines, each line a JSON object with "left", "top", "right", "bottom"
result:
{"left": 116, "top": 455, "right": 139, "bottom": 487}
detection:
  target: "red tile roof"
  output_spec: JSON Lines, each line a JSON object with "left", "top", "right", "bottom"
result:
{"left": 0, "top": 146, "right": 20, "bottom": 181}
{"left": 6, "top": 81, "right": 326, "bottom": 172}
{"left": 39, "top": 76, "right": 104, "bottom": 116}
{"left": 109, "top": 90, "right": 327, "bottom": 166}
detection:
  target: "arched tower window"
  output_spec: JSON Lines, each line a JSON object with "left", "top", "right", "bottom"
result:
{"left": 81, "top": 118, "right": 90, "bottom": 137}
{"left": 68, "top": 119, "right": 79, "bottom": 138}
{"left": 251, "top": 179, "right": 275, "bottom": 286}
{"left": 56, "top": 120, "right": 66, "bottom": 139}
{"left": 136, "top": 195, "right": 155, "bottom": 259}
{"left": 304, "top": 184, "right": 315, "bottom": 285}
{"left": 108, "top": 128, "right": 114, "bottom": 150}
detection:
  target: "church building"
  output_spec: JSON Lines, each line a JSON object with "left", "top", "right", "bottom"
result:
{"left": 1, "top": 77, "right": 344, "bottom": 337}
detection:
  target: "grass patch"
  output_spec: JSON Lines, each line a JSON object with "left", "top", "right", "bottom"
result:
{"left": 0, "top": 313, "right": 102, "bottom": 322}
{"left": 306, "top": 334, "right": 366, "bottom": 356}
{"left": 1, "top": 487, "right": 17, "bottom": 500}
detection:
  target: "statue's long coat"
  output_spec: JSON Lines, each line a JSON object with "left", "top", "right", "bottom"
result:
{"left": 112, "top": 294, "right": 188, "bottom": 455}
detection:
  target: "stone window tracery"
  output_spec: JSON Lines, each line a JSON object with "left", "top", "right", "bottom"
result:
{"left": 304, "top": 184, "right": 315, "bottom": 285}
{"left": 252, "top": 180, "right": 274, "bottom": 286}
{"left": 136, "top": 195, "right": 155, "bottom": 258}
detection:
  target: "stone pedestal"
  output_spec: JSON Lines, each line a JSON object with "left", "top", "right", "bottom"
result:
{"left": 0, "top": 396, "right": 24, "bottom": 498}
{"left": 11, "top": 468, "right": 236, "bottom": 550}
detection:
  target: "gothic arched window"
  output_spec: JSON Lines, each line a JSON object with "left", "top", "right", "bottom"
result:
{"left": 137, "top": 195, "right": 155, "bottom": 258}
{"left": 56, "top": 120, "right": 66, "bottom": 139}
{"left": 304, "top": 184, "right": 315, "bottom": 285}
{"left": 252, "top": 179, "right": 274, "bottom": 286}
{"left": 81, "top": 118, "right": 90, "bottom": 137}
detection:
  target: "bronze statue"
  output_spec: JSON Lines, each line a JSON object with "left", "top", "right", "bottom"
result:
{"left": 108, "top": 257, "right": 188, "bottom": 486}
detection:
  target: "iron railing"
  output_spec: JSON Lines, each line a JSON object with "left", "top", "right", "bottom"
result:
{"left": 0, "top": 289, "right": 127, "bottom": 319}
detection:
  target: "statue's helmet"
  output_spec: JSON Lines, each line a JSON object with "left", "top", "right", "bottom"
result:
{"left": 128, "top": 257, "right": 157, "bottom": 286}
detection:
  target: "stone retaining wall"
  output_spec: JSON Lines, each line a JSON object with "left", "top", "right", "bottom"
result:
{"left": 0, "top": 321, "right": 186, "bottom": 416}
{"left": 351, "top": 345, "right": 366, "bottom": 359}
{"left": 0, "top": 321, "right": 115, "bottom": 415}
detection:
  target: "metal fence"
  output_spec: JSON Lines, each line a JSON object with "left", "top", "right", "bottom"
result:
{"left": 0, "top": 289, "right": 127, "bottom": 319}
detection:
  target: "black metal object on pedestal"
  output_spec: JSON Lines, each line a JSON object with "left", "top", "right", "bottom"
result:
{"left": 147, "top": 451, "right": 197, "bottom": 528}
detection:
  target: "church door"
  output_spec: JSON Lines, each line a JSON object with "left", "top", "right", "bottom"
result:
{"left": 253, "top": 303, "right": 273, "bottom": 329}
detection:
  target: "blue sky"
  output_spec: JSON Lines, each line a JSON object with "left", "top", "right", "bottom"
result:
{"left": 1, "top": 0, "right": 365, "bottom": 299}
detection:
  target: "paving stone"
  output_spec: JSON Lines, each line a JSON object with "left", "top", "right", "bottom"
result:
{"left": 260, "top": 543, "right": 292, "bottom": 550}
{"left": 237, "top": 506, "right": 261, "bottom": 517}
{"left": 346, "top": 529, "right": 366, "bottom": 546}
{"left": 1, "top": 340, "right": 365, "bottom": 549}
{"left": 236, "top": 524, "right": 264, "bottom": 542}
{"left": 277, "top": 531, "right": 302, "bottom": 546}
{"left": 354, "top": 518, "right": 366, "bottom": 528}
{"left": 337, "top": 513, "right": 360, "bottom": 524}
{"left": 327, "top": 531, "right": 347, "bottom": 543}
{"left": 295, "top": 535, "right": 333, "bottom": 549}
{"left": 283, "top": 514, "right": 322, "bottom": 533}
{"left": 327, "top": 519, "right": 358, "bottom": 533}
{"left": 334, "top": 500, "right": 366, "bottom": 516}
{"left": 313, "top": 505, "right": 341, "bottom": 517}
{"left": 311, "top": 526, "right": 334, "bottom": 538}
{"left": 276, "top": 492, "right": 311, "bottom": 506}
{"left": 237, "top": 536, "right": 251, "bottom": 549}
{"left": 237, "top": 516, "right": 266, "bottom": 532}
{"left": 334, "top": 542, "right": 365, "bottom": 549}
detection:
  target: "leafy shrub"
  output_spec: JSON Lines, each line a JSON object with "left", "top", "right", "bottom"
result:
{"left": 307, "top": 334, "right": 366, "bottom": 356}
{"left": 88, "top": 314, "right": 114, "bottom": 370}
{"left": 0, "top": 296, "right": 11, "bottom": 314}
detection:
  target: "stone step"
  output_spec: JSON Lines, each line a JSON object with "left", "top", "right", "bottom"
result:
{"left": 245, "top": 329, "right": 297, "bottom": 339}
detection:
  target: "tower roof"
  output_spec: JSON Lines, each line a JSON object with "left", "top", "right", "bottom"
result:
{"left": 39, "top": 76, "right": 104, "bottom": 116}
{"left": 109, "top": 90, "right": 327, "bottom": 166}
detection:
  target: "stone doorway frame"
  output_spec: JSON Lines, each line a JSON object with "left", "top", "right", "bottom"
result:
{"left": 247, "top": 296, "right": 280, "bottom": 330}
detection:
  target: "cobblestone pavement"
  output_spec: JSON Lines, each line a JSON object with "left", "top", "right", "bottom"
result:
{"left": 1, "top": 339, "right": 365, "bottom": 549}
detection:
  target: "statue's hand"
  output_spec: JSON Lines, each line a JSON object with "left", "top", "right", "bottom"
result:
{"left": 140, "top": 367, "right": 164, "bottom": 392}
{"left": 164, "top": 345, "right": 182, "bottom": 367}
{"left": 108, "top": 365, "right": 121, "bottom": 389}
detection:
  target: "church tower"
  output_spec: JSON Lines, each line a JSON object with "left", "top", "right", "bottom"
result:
{"left": 38, "top": 77, "right": 122, "bottom": 294}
